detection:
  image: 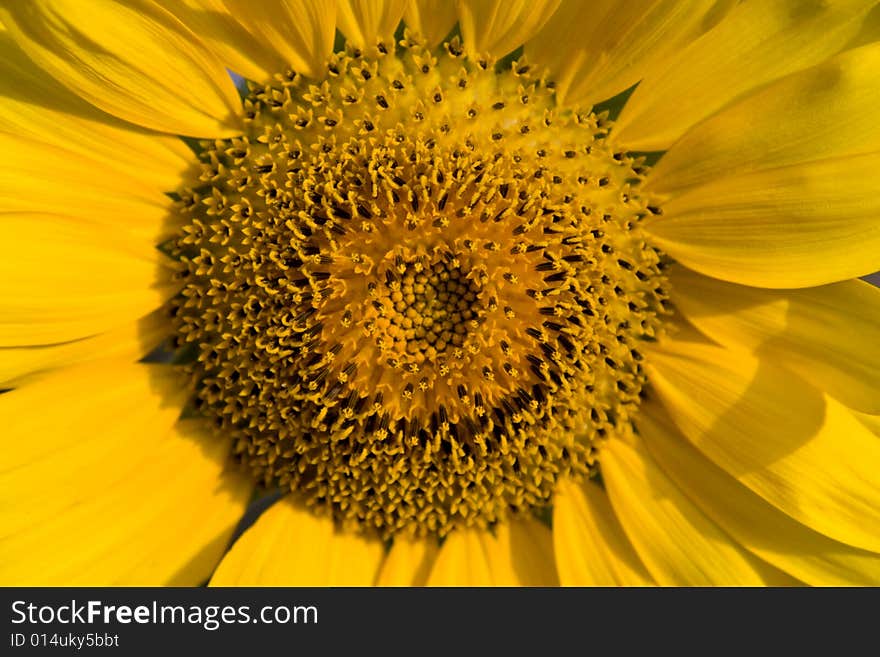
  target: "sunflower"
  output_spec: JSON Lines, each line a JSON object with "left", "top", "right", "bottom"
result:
{"left": 2, "top": 0, "right": 879, "bottom": 587}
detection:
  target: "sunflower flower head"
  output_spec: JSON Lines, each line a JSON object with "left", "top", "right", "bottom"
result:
{"left": 2, "top": 0, "right": 880, "bottom": 587}
{"left": 171, "top": 34, "right": 667, "bottom": 537}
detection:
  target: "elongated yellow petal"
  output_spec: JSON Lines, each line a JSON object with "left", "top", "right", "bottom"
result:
{"left": 427, "top": 518, "right": 557, "bottom": 586}
{"left": 457, "top": 0, "right": 560, "bottom": 60}
{"left": 154, "top": 0, "right": 276, "bottom": 83}
{"left": 496, "top": 518, "right": 559, "bottom": 586}
{"left": 646, "top": 341, "right": 880, "bottom": 553}
{"left": 670, "top": 267, "right": 880, "bottom": 412}
{"left": 614, "top": 0, "right": 873, "bottom": 151}
{"left": 847, "top": 1, "right": 880, "bottom": 48}
{"left": 210, "top": 498, "right": 385, "bottom": 585}
{"left": 1, "top": 133, "right": 175, "bottom": 245}
{"left": 639, "top": 401, "right": 880, "bottom": 586}
{"left": 426, "top": 529, "right": 492, "bottom": 585}
{"left": 404, "top": 0, "right": 458, "bottom": 47}
{"left": 602, "top": 437, "right": 780, "bottom": 585}
{"left": 375, "top": 535, "right": 439, "bottom": 586}
{"left": 0, "top": 359, "right": 247, "bottom": 585}
{"left": 337, "top": 0, "right": 407, "bottom": 48}
{"left": 553, "top": 478, "right": 654, "bottom": 586}
{"left": 646, "top": 41, "right": 880, "bottom": 195}
{"left": 648, "top": 154, "right": 880, "bottom": 288}
{"left": 158, "top": 0, "right": 334, "bottom": 82}
{"left": 0, "top": 0, "right": 242, "bottom": 137}
{"left": 0, "top": 212, "right": 176, "bottom": 347}
{"left": 68, "top": 421, "right": 250, "bottom": 585}
{"left": 0, "top": 360, "right": 184, "bottom": 488}
{"left": 528, "top": 0, "right": 730, "bottom": 108}
{"left": 218, "top": 0, "right": 337, "bottom": 80}
{"left": 0, "top": 310, "right": 167, "bottom": 387}
{"left": 0, "top": 32, "right": 191, "bottom": 193}
{"left": 854, "top": 411, "right": 880, "bottom": 437}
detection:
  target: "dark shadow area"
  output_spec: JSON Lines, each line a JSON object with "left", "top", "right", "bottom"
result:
{"left": 593, "top": 84, "right": 637, "bottom": 121}
{"left": 862, "top": 271, "right": 880, "bottom": 287}
{"left": 228, "top": 488, "right": 284, "bottom": 546}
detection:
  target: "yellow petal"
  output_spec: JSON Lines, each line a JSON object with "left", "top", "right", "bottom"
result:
{"left": 602, "top": 437, "right": 780, "bottom": 585}
{"left": 527, "top": 0, "right": 731, "bottom": 108}
{"left": 0, "top": 32, "right": 192, "bottom": 193}
{"left": 0, "top": 359, "right": 183, "bottom": 490}
{"left": 647, "top": 154, "right": 880, "bottom": 288}
{"left": 553, "top": 477, "right": 654, "bottom": 586}
{"left": 1, "top": 133, "right": 175, "bottom": 245}
{"left": 0, "top": 309, "right": 168, "bottom": 387}
{"left": 0, "top": 212, "right": 175, "bottom": 347}
{"left": 457, "top": 0, "right": 561, "bottom": 60}
{"left": 210, "top": 499, "right": 385, "bottom": 585}
{"left": 72, "top": 421, "right": 250, "bottom": 586}
{"left": 745, "top": 551, "right": 805, "bottom": 586}
{"left": 426, "top": 529, "right": 492, "bottom": 585}
{"left": 0, "top": 359, "right": 248, "bottom": 585}
{"left": 495, "top": 518, "right": 559, "bottom": 586}
{"left": 639, "top": 401, "right": 880, "bottom": 586}
{"left": 646, "top": 341, "right": 880, "bottom": 553}
{"left": 847, "top": 1, "right": 880, "bottom": 49}
{"left": 375, "top": 535, "right": 439, "bottom": 586}
{"left": 156, "top": 0, "right": 334, "bottom": 83}
{"left": 427, "top": 518, "right": 558, "bottom": 586}
{"left": 645, "top": 41, "right": 880, "bottom": 195}
{"left": 154, "top": 0, "right": 273, "bottom": 82}
{"left": 670, "top": 267, "right": 880, "bottom": 412}
{"left": 854, "top": 411, "right": 880, "bottom": 437}
{"left": 614, "top": 0, "right": 874, "bottom": 151}
{"left": 337, "top": 0, "right": 408, "bottom": 48}
{"left": 0, "top": 0, "right": 242, "bottom": 137}
{"left": 217, "top": 0, "right": 337, "bottom": 80}
{"left": 404, "top": 0, "right": 458, "bottom": 47}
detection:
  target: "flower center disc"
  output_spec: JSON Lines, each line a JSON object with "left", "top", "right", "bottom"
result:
{"left": 171, "top": 36, "right": 667, "bottom": 537}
